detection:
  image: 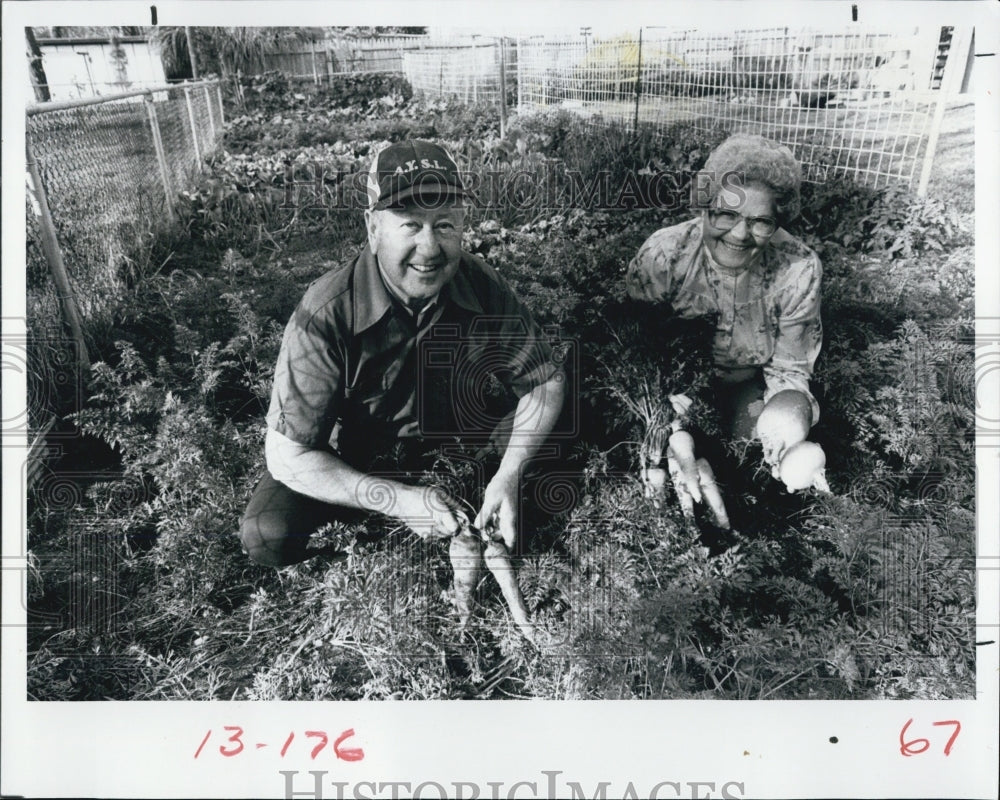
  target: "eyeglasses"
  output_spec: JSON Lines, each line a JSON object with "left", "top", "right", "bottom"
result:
{"left": 706, "top": 208, "right": 778, "bottom": 238}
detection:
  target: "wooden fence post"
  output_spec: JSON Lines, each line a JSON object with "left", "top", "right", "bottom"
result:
{"left": 185, "top": 26, "right": 199, "bottom": 79}
{"left": 25, "top": 136, "right": 91, "bottom": 376}
{"left": 144, "top": 92, "right": 175, "bottom": 218}
{"left": 917, "top": 26, "right": 971, "bottom": 197}
{"left": 183, "top": 86, "right": 202, "bottom": 167}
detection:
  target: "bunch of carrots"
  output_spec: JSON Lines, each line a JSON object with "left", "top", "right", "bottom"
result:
{"left": 448, "top": 518, "right": 535, "bottom": 645}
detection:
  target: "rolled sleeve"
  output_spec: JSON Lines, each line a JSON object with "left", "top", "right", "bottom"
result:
{"left": 762, "top": 253, "right": 823, "bottom": 424}
{"left": 494, "top": 283, "right": 558, "bottom": 399}
{"left": 626, "top": 230, "right": 674, "bottom": 303}
{"left": 265, "top": 303, "right": 344, "bottom": 448}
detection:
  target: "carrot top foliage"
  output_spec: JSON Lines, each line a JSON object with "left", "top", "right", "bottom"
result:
{"left": 27, "top": 76, "right": 974, "bottom": 700}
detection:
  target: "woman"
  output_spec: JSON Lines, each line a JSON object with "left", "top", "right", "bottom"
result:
{"left": 626, "top": 134, "right": 823, "bottom": 497}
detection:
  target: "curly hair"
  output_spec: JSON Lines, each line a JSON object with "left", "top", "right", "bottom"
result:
{"left": 693, "top": 134, "right": 802, "bottom": 223}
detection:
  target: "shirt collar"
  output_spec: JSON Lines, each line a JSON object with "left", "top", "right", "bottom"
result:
{"left": 352, "top": 247, "right": 484, "bottom": 333}
{"left": 352, "top": 246, "right": 393, "bottom": 334}
{"left": 700, "top": 240, "right": 765, "bottom": 279}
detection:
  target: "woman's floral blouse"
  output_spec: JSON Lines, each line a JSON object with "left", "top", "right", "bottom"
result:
{"left": 626, "top": 216, "right": 823, "bottom": 423}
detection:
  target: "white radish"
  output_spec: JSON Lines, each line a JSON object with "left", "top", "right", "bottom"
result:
{"left": 778, "top": 441, "right": 830, "bottom": 493}
{"left": 668, "top": 429, "right": 702, "bottom": 504}
{"left": 755, "top": 390, "right": 812, "bottom": 470}
{"left": 696, "top": 458, "right": 731, "bottom": 529}
{"left": 641, "top": 466, "right": 669, "bottom": 506}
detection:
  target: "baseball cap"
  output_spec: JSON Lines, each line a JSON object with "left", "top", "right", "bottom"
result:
{"left": 366, "top": 139, "right": 469, "bottom": 210}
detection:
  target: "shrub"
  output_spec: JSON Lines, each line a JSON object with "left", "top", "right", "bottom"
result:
{"left": 795, "top": 178, "right": 967, "bottom": 259}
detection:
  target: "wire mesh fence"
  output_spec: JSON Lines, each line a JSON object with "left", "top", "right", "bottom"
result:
{"left": 25, "top": 79, "right": 224, "bottom": 431}
{"left": 517, "top": 27, "right": 956, "bottom": 191}
{"left": 403, "top": 40, "right": 517, "bottom": 104}
{"left": 250, "top": 27, "right": 955, "bottom": 192}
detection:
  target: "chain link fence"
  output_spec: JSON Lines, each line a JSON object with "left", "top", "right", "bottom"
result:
{"left": 517, "top": 26, "right": 964, "bottom": 191}
{"left": 25, "top": 79, "right": 224, "bottom": 432}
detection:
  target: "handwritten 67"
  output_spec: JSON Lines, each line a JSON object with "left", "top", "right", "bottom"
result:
{"left": 195, "top": 727, "right": 364, "bottom": 761}
{"left": 899, "top": 719, "right": 960, "bottom": 757}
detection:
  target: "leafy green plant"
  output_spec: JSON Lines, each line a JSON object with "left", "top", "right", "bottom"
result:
{"left": 27, "top": 82, "right": 976, "bottom": 703}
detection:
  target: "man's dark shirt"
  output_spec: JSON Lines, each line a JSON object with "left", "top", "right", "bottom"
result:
{"left": 266, "top": 246, "right": 556, "bottom": 468}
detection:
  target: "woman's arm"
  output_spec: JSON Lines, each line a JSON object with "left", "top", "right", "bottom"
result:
{"left": 625, "top": 225, "right": 695, "bottom": 303}
{"left": 762, "top": 251, "right": 823, "bottom": 424}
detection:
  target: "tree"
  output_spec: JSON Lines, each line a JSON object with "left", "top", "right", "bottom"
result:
{"left": 25, "top": 28, "right": 50, "bottom": 102}
{"left": 150, "top": 26, "right": 325, "bottom": 80}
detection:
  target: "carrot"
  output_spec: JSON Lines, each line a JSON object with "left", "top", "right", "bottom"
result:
{"left": 668, "top": 430, "right": 702, "bottom": 504}
{"left": 483, "top": 540, "right": 535, "bottom": 645}
{"left": 666, "top": 454, "right": 696, "bottom": 519}
{"left": 449, "top": 531, "right": 484, "bottom": 633}
{"left": 696, "top": 458, "right": 731, "bottom": 530}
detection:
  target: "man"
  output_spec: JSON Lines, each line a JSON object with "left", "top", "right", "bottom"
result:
{"left": 240, "top": 140, "right": 565, "bottom": 567}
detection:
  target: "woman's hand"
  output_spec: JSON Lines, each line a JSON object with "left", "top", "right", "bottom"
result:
{"left": 754, "top": 390, "right": 813, "bottom": 476}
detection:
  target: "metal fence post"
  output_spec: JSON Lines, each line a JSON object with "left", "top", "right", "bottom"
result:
{"left": 516, "top": 38, "right": 524, "bottom": 111}
{"left": 216, "top": 81, "right": 226, "bottom": 127}
{"left": 473, "top": 44, "right": 479, "bottom": 102}
{"left": 144, "top": 92, "right": 175, "bottom": 218}
{"left": 183, "top": 86, "right": 203, "bottom": 166}
{"left": 633, "top": 28, "right": 643, "bottom": 133}
{"left": 498, "top": 37, "right": 508, "bottom": 138}
{"left": 541, "top": 43, "right": 548, "bottom": 106}
{"left": 203, "top": 85, "right": 216, "bottom": 141}
{"left": 25, "top": 136, "right": 91, "bottom": 375}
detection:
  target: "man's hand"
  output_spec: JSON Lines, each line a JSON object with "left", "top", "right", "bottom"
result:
{"left": 398, "top": 485, "right": 465, "bottom": 541}
{"left": 475, "top": 469, "right": 519, "bottom": 550}
{"left": 476, "top": 372, "right": 564, "bottom": 551}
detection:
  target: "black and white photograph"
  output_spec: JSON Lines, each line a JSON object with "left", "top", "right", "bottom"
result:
{"left": 3, "top": 1, "right": 998, "bottom": 798}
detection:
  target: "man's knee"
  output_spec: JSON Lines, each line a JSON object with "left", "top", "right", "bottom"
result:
{"left": 239, "top": 471, "right": 326, "bottom": 567}
{"left": 239, "top": 510, "right": 309, "bottom": 567}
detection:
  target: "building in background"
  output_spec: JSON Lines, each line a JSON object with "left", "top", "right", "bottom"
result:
{"left": 30, "top": 35, "right": 166, "bottom": 101}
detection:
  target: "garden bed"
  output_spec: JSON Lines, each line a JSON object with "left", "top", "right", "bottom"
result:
{"left": 26, "top": 79, "right": 976, "bottom": 700}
